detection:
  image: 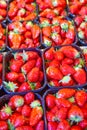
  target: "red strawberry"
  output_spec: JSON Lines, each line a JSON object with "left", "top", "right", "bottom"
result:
{"left": 21, "top": 105, "right": 31, "bottom": 117}
{"left": 71, "top": 125, "right": 82, "bottom": 130}
{"left": 62, "top": 58, "right": 73, "bottom": 65}
{"left": 0, "top": 121, "right": 8, "bottom": 130}
{"left": 42, "top": 26, "right": 51, "bottom": 37}
{"left": 27, "top": 67, "right": 40, "bottom": 82}
{"left": 44, "top": 47, "right": 55, "bottom": 60}
{"left": 35, "top": 120, "right": 44, "bottom": 130}
{"left": 75, "top": 90, "right": 87, "bottom": 107}
{"left": 49, "top": 59, "right": 60, "bottom": 68}
{"left": 55, "top": 98, "right": 71, "bottom": 108}
{"left": 18, "top": 82, "right": 31, "bottom": 92}
{"left": 46, "top": 66, "right": 63, "bottom": 80}
{"left": 48, "top": 122, "right": 58, "bottom": 130}
{"left": 56, "top": 88, "right": 76, "bottom": 98}
{"left": 15, "top": 126, "right": 34, "bottom": 130}
{"left": 8, "top": 95, "right": 24, "bottom": 108}
{"left": 54, "top": 50, "right": 64, "bottom": 61}
{"left": 60, "top": 46, "right": 80, "bottom": 59}
{"left": 46, "top": 94, "right": 56, "bottom": 109}
{"left": 68, "top": 105, "right": 84, "bottom": 122}
{"left": 6, "top": 72, "right": 18, "bottom": 82}
{"left": 60, "top": 64, "right": 75, "bottom": 75}
{"left": 0, "top": 104, "right": 12, "bottom": 120}
{"left": 57, "top": 120, "right": 70, "bottom": 130}
{"left": 24, "top": 92, "right": 35, "bottom": 105}
{"left": 73, "top": 66, "right": 86, "bottom": 85}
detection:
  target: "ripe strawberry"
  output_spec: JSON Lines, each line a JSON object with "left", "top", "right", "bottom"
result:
{"left": 46, "top": 94, "right": 56, "bottom": 109}
{"left": 0, "top": 121, "right": 8, "bottom": 130}
{"left": 49, "top": 59, "right": 60, "bottom": 68}
{"left": 62, "top": 58, "right": 73, "bottom": 65}
{"left": 24, "top": 92, "right": 35, "bottom": 105}
{"left": 15, "top": 126, "right": 33, "bottom": 130}
{"left": 21, "top": 105, "right": 31, "bottom": 117}
{"left": 21, "top": 60, "right": 36, "bottom": 74}
{"left": 54, "top": 50, "right": 64, "bottom": 61}
{"left": 35, "top": 120, "right": 44, "bottom": 130}
{"left": 27, "top": 67, "right": 40, "bottom": 82}
{"left": 0, "top": 105, "right": 12, "bottom": 120}
{"left": 46, "top": 66, "right": 63, "bottom": 80}
{"left": 60, "top": 64, "right": 75, "bottom": 75}
{"left": 73, "top": 66, "right": 86, "bottom": 85}
{"left": 75, "top": 90, "right": 87, "bottom": 107}
{"left": 55, "top": 98, "right": 71, "bottom": 108}
{"left": 42, "top": 26, "right": 51, "bottom": 37}
{"left": 56, "top": 88, "right": 76, "bottom": 99}
{"left": 29, "top": 106, "right": 43, "bottom": 126}
{"left": 46, "top": 111, "right": 57, "bottom": 122}
{"left": 6, "top": 72, "right": 18, "bottom": 82}
{"left": 44, "top": 47, "right": 55, "bottom": 60}
{"left": 71, "top": 125, "right": 82, "bottom": 130}
{"left": 68, "top": 105, "right": 84, "bottom": 122}
{"left": 60, "top": 46, "right": 80, "bottom": 59}
{"left": 79, "top": 119, "right": 87, "bottom": 129}
{"left": 8, "top": 95, "right": 24, "bottom": 108}
{"left": 18, "top": 82, "right": 31, "bottom": 92}
{"left": 48, "top": 122, "right": 58, "bottom": 130}
{"left": 57, "top": 120, "right": 70, "bottom": 130}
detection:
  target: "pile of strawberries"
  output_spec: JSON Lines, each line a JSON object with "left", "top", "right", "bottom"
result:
{"left": 45, "top": 88, "right": 87, "bottom": 130}
{"left": 0, "top": 0, "right": 7, "bottom": 22}
{"left": 8, "top": 21, "right": 41, "bottom": 49}
{"left": 0, "top": 92, "right": 44, "bottom": 130}
{"left": 44, "top": 46, "right": 87, "bottom": 87}
{"left": 8, "top": 0, "right": 37, "bottom": 21}
{"left": 4, "top": 50, "right": 44, "bottom": 92}
{"left": 41, "top": 16, "right": 76, "bottom": 47}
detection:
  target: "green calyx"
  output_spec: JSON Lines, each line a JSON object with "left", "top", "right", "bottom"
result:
{"left": 2, "top": 104, "right": 12, "bottom": 115}
{"left": 52, "top": 0, "right": 58, "bottom": 7}
{"left": 29, "top": 82, "right": 36, "bottom": 90}
{"left": 19, "top": 8, "right": 26, "bottom": 14}
{"left": 3, "top": 81, "right": 18, "bottom": 92}
{"left": 51, "top": 32, "right": 58, "bottom": 40}
{"left": 15, "top": 98, "right": 24, "bottom": 107}
{"left": 30, "top": 100, "right": 41, "bottom": 108}
{"left": 44, "top": 38, "right": 52, "bottom": 46}
{"left": 7, "top": 120, "right": 15, "bottom": 130}
{"left": 84, "top": 15, "right": 87, "bottom": 22}
{"left": 21, "top": 50, "right": 28, "bottom": 61}
{"left": 13, "top": 28, "right": 19, "bottom": 34}
{"left": 40, "top": 21, "right": 50, "bottom": 28}
{"left": 78, "top": 31, "right": 84, "bottom": 39}
{"left": 26, "top": 21, "right": 33, "bottom": 27}
{"left": 68, "top": 97, "right": 75, "bottom": 103}
{"left": 70, "top": 115, "right": 83, "bottom": 122}
{"left": 61, "top": 22, "right": 69, "bottom": 32}
{"left": 59, "top": 75, "right": 71, "bottom": 83}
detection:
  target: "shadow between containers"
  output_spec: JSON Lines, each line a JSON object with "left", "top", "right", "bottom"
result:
{"left": 42, "top": 44, "right": 87, "bottom": 89}
{"left": 0, "top": 91, "right": 46, "bottom": 130}
{"left": 40, "top": 16, "right": 78, "bottom": 48}
{"left": 2, "top": 48, "right": 46, "bottom": 94}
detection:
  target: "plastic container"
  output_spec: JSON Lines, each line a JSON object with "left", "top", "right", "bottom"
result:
{"left": 7, "top": 0, "right": 39, "bottom": 23}
{"left": 3, "top": 48, "right": 46, "bottom": 94}
{"left": 41, "top": 17, "right": 78, "bottom": 48}
{"left": 6, "top": 20, "right": 42, "bottom": 51}
{"left": 43, "top": 87, "right": 87, "bottom": 130}
{"left": 43, "top": 44, "right": 87, "bottom": 89}
{"left": 0, "top": 91, "right": 46, "bottom": 130}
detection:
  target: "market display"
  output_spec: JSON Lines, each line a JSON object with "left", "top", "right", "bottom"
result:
{"left": 1, "top": 0, "right": 87, "bottom": 130}
{"left": 0, "top": 92, "right": 44, "bottom": 130}
{"left": 45, "top": 88, "right": 87, "bottom": 130}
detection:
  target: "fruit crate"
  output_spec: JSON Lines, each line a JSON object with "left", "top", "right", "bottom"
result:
{"left": 43, "top": 45, "right": 87, "bottom": 89}
{"left": 0, "top": 91, "right": 45, "bottom": 130}
{"left": 3, "top": 48, "right": 46, "bottom": 94}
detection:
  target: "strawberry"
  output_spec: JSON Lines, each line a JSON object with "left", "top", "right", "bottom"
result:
{"left": 71, "top": 125, "right": 82, "bottom": 130}
{"left": 32, "top": 24, "right": 41, "bottom": 39}
{"left": 68, "top": 105, "right": 84, "bottom": 122}
{"left": 15, "top": 126, "right": 34, "bottom": 130}
{"left": 21, "top": 105, "right": 31, "bottom": 117}
{"left": 8, "top": 95, "right": 24, "bottom": 108}
{"left": 48, "top": 122, "right": 58, "bottom": 130}
{"left": 24, "top": 92, "right": 35, "bottom": 105}
{"left": 0, "top": 121, "right": 8, "bottom": 130}
{"left": 54, "top": 50, "right": 64, "bottom": 61}
{"left": 18, "top": 82, "right": 31, "bottom": 92}
{"left": 27, "top": 67, "right": 40, "bottom": 82}
{"left": 60, "top": 64, "right": 75, "bottom": 75}
{"left": 75, "top": 90, "right": 87, "bottom": 107}
{"left": 56, "top": 88, "right": 76, "bottom": 99}
{"left": 49, "top": 59, "right": 60, "bottom": 68}
{"left": 60, "top": 46, "right": 80, "bottom": 59}
{"left": 29, "top": 106, "right": 43, "bottom": 126}
{"left": 35, "top": 120, "right": 44, "bottom": 130}
{"left": 42, "top": 26, "right": 51, "bottom": 37}
{"left": 57, "top": 120, "right": 70, "bottom": 130}
{"left": 62, "top": 58, "right": 73, "bottom": 65}
{"left": 55, "top": 98, "right": 71, "bottom": 108}
{"left": 73, "top": 66, "right": 86, "bottom": 85}
{"left": 46, "top": 66, "right": 63, "bottom": 80}
{"left": 44, "top": 47, "right": 55, "bottom": 60}
{"left": 0, "top": 104, "right": 12, "bottom": 120}
{"left": 46, "top": 94, "right": 56, "bottom": 109}
{"left": 6, "top": 72, "right": 18, "bottom": 82}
